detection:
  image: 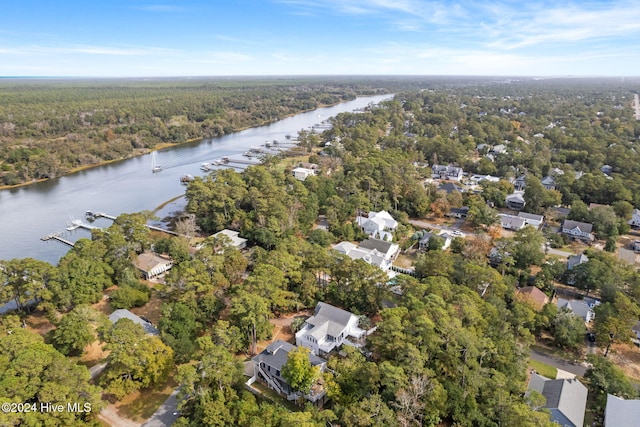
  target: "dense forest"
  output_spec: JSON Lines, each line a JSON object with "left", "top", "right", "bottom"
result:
{"left": 0, "top": 76, "right": 402, "bottom": 186}
{"left": 3, "top": 77, "right": 640, "bottom": 426}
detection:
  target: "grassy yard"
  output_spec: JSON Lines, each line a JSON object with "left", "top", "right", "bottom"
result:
{"left": 528, "top": 359, "right": 558, "bottom": 379}
{"left": 250, "top": 381, "right": 300, "bottom": 412}
{"left": 115, "top": 375, "right": 178, "bottom": 423}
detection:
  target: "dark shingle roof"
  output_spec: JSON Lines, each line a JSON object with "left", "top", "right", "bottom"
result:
{"left": 358, "top": 238, "right": 394, "bottom": 253}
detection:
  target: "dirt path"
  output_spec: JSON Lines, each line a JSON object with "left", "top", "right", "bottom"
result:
{"left": 99, "top": 405, "right": 141, "bottom": 427}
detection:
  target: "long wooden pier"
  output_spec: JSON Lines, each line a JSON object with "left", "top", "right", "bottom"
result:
{"left": 41, "top": 232, "right": 75, "bottom": 247}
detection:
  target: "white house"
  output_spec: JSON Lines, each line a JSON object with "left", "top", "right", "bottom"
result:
{"left": 356, "top": 210, "right": 398, "bottom": 240}
{"left": 518, "top": 212, "right": 544, "bottom": 229}
{"left": 498, "top": 214, "right": 526, "bottom": 230}
{"left": 333, "top": 238, "right": 399, "bottom": 273}
{"left": 629, "top": 209, "right": 640, "bottom": 228}
{"left": 432, "top": 164, "right": 463, "bottom": 181}
{"left": 557, "top": 298, "right": 597, "bottom": 323}
{"left": 561, "top": 220, "right": 595, "bottom": 243}
{"left": 212, "top": 229, "right": 248, "bottom": 249}
{"left": 134, "top": 251, "right": 173, "bottom": 280}
{"left": 418, "top": 231, "right": 453, "bottom": 251}
{"left": 292, "top": 167, "right": 317, "bottom": 181}
{"left": 296, "top": 302, "right": 366, "bottom": 357}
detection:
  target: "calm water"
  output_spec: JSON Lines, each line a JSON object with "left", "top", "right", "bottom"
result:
{"left": 0, "top": 95, "right": 392, "bottom": 264}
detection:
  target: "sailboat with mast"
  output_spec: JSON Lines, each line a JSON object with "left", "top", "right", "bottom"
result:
{"left": 151, "top": 151, "right": 163, "bottom": 173}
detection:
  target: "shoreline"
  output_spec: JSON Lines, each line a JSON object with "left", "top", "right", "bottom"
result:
{"left": 0, "top": 99, "right": 352, "bottom": 191}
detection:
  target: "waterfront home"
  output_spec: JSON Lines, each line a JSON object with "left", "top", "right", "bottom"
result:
{"left": 292, "top": 166, "right": 317, "bottom": 181}
{"left": 134, "top": 251, "right": 173, "bottom": 280}
{"left": 212, "top": 229, "right": 248, "bottom": 250}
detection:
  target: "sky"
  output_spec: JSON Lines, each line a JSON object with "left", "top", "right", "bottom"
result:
{"left": 1, "top": 0, "right": 640, "bottom": 77}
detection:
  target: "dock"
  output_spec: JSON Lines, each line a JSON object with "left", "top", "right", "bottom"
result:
{"left": 41, "top": 232, "right": 75, "bottom": 247}
{"left": 86, "top": 210, "right": 187, "bottom": 237}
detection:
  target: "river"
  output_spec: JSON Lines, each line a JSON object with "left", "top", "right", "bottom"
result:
{"left": 0, "top": 94, "right": 393, "bottom": 265}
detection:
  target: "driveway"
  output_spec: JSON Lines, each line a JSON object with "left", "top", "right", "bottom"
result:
{"left": 529, "top": 348, "right": 587, "bottom": 377}
{"left": 141, "top": 389, "right": 180, "bottom": 427}
{"left": 408, "top": 219, "right": 469, "bottom": 237}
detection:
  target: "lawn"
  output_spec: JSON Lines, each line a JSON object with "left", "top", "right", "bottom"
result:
{"left": 250, "top": 381, "right": 300, "bottom": 412}
{"left": 528, "top": 359, "right": 558, "bottom": 379}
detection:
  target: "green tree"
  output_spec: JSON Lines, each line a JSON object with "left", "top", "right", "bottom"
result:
{"left": 282, "top": 346, "right": 321, "bottom": 394}
{"left": 230, "top": 290, "right": 272, "bottom": 354}
{"left": 0, "top": 257, "right": 55, "bottom": 313}
{"left": 552, "top": 308, "right": 586, "bottom": 350}
{"left": 52, "top": 305, "right": 106, "bottom": 356}
{"left": 0, "top": 327, "right": 103, "bottom": 426}
{"left": 101, "top": 318, "right": 174, "bottom": 399}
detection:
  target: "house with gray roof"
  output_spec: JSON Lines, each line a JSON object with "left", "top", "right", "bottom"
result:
{"left": 295, "top": 302, "right": 365, "bottom": 357}
{"left": 505, "top": 192, "right": 526, "bottom": 210}
{"left": 557, "top": 298, "right": 596, "bottom": 323}
{"left": 527, "top": 373, "right": 588, "bottom": 427}
{"left": 109, "top": 309, "right": 159, "bottom": 335}
{"left": 498, "top": 214, "right": 526, "bottom": 231}
{"left": 629, "top": 209, "right": 640, "bottom": 228}
{"left": 432, "top": 164, "right": 463, "bottom": 181}
{"left": 561, "top": 220, "right": 595, "bottom": 243}
{"left": 518, "top": 212, "right": 544, "bottom": 229}
{"left": 333, "top": 238, "right": 399, "bottom": 274}
{"left": 249, "top": 340, "right": 328, "bottom": 405}
{"left": 134, "top": 251, "right": 173, "bottom": 280}
{"left": 604, "top": 394, "right": 640, "bottom": 427}
{"left": 418, "top": 231, "right": 452, "bottom": 251}
{"left": 567, "top": 253, "right": 589, "bottom": 270}
{"left": 541, "top": 175, "right": 556, "bottom": 190}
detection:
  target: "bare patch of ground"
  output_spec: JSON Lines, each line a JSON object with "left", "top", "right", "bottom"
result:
{"left": 98, "top": 405, "right": 141, "bottom": 427}
{"left": 80, "top": 339, "right": 109, "bottom": 367}
{"left": 130, "top": 293, "right": 163, "bottom": 325}
{"left": 606, "top": 343, "right": 640, "bottom": 382}
{"left": 24, "top": 311, "right": 55, "bottom": 336}
{"left": 254, "top": 309, "right": 313, "bottom": 354}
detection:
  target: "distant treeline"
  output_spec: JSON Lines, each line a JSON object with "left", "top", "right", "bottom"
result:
{"left": 0, "top": 76, "right": 401, "bottom": 186}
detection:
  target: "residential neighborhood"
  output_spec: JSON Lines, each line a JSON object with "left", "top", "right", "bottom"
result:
{"left": 3, "top": 79, "right": 640, "bottom": 427}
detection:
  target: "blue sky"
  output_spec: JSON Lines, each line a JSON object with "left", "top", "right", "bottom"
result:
{"left": 1, "top": 0, "right": 639, "bottom": 77}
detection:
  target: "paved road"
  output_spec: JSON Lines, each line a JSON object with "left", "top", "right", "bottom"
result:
{"left": 141, "top": 389, "right": 180, "bottom": 427}
{"left": 530, "top": 348, "right": 587, "bottom": 377}
{"left": 541, "top": 244, "right": 574, "bottom": 258}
